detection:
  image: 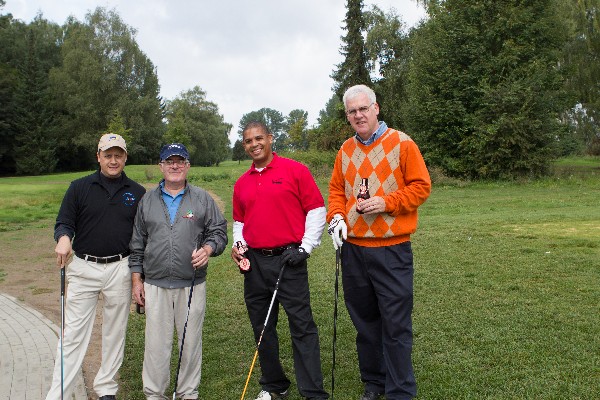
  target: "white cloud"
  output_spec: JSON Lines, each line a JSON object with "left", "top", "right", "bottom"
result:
{"left": 3, "top": 0, "right": 426, "bottom": 143}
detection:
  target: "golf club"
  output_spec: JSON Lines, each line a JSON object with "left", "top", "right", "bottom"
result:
{"left": 331, "top": 247, "right": 341, "bottom": 400}
{"left": 172, "top": 235, "right": 204, "bottom": 399}
{"left": 60, "top": 265, "right": 65, "bottom": 400}
{"left": 172, "top": 272, "right": 197, "bottom": 400}
{"left": 240, "top": 263, "right": 287, "bottom": 400}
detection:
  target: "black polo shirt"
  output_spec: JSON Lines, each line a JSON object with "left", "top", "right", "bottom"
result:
{"left": 54, "top": 170, "right": 146, "bottom": 257}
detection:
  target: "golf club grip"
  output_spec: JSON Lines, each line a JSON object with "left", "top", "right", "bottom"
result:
{"left": 60, "top": 267, "right": 65, "bottom": 295}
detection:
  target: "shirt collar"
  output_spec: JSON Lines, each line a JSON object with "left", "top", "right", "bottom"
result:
{"left": 92, "top": 169, "right": 128, "bottom": 185}
{"left": 250, "top": 152, "right": 278, "bottom": 173}
{"left": 355, "top": 121, "right": 388, "bottom": 145}
{"left": 159, "top": 179, "right": 187, "bottom": 198}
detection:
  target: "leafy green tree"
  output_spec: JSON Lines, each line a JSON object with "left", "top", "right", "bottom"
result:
{"left": 106, "top": 111, "right": 131, "bottom": 142}
{"left": 308, "top": 95, "right": 353, "bottom": 151}
{"left": 560, "top": 0, "right": 600, "bottom": 155}
{"left": 48, "top": 7, "right": 163, "bottom": 170}
{"left": 405, "top": 0, "right": 570, "bottom": 179}
{"left": 331, "top": 0, "right": 372, "bottom": 100}
{"left": 285, "top": 109, "right": 309, "bottom": 151}
{"left": 238, "top": 108, "right": 287, "bottom": 151}
{"left": 165, "top": 86, "right": 231, "bottom": 166}
{"left": 232, "top": 139, "right": 248, "bottom": 163}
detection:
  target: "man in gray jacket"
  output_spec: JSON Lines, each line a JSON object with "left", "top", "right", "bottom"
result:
{"left": 129, "top": 143, "right": 228, "bottom": 400}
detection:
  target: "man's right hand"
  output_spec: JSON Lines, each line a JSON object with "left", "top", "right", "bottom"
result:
{"left": 231, "top": 245, "right": 243, "bottom": 266}
{"left": 55, "top": 235, "right": 72, "bottom": 268}
{"left": 328, "top": 214, "right": 347, "bottom": 250}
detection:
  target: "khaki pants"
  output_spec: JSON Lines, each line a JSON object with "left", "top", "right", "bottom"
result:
{"left": 142, "top": 282, "right": 206, "bottom": 400}
{"left": 45, "top": 255, "right": 131, "bottom": 400}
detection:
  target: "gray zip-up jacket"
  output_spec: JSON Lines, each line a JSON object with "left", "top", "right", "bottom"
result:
{"left": 129, "top": 181, "right": 228, "bottom": 288}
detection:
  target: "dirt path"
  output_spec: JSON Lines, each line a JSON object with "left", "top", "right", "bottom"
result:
{"left": 0, "top": 223, "right": 105, "bottom": 399}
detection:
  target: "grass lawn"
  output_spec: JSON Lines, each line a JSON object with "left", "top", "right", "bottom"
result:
{"left": 0, "top": 158, "right": 598, "bottom": 399}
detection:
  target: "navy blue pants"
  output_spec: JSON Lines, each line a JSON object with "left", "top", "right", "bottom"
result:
{"left": 342, "top": 241, "right": 417, "bottom": 400}
{"left": 244, "top": 250, "right": 329, "bottom": 399}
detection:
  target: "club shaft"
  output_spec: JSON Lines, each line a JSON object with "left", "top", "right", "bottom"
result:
{"left": 60, "top": 267, "right": 65, "bottom": 400}
{"left": 173, "top": 274, "right": 196, "bottom": 399}
{"left": 239, "top": 264, "right": 286, "bottom": 400}
{"left": 331, "top": 248, "right": 341, "bottom": 400}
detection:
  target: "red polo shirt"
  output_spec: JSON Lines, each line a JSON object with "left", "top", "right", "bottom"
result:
{"left": 233, "top": 153, "right": 324, "bottom": 249}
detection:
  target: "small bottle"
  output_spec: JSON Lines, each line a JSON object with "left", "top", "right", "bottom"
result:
{"left": 356, "top": 178, "right": 370, "bottom": 214}
{"left": 236, "top": 241, "right": 252, "bottom": 274}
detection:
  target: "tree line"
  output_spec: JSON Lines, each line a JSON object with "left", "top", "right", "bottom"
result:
{"left": 2, "top": 0, "right": 599, "bottom": 178}
{"left": 0, "top": 3, "right": 230, "bottom": 175}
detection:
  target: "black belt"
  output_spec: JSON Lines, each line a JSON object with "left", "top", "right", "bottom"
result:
{"left": 250, "top": 244, "right": 299, "bottom": 257}
{"left": 75, "top": 251, "right": 130, "bottom": 264}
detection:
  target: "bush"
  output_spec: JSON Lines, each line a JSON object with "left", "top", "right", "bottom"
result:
{"left": 279, "top": 150, "right": 336, "bottom": 178}
{"left": 144, "top": 166, "right": 157, "bottom": 182}
{"left": 187, "top": 172, "right": 230, "bottom": 184}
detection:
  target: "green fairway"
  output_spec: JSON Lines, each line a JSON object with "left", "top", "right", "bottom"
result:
{"left": 1, "top": 159, "right": 598, "bottom": 399}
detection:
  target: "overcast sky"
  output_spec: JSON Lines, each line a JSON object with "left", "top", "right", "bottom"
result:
{"left": 4, "top": 0, "right": 426, "bottom": 143}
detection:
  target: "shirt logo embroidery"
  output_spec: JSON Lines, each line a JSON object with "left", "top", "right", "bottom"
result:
{"left": 182, "top": 209, "right": 196, "bottom": 220}
{"left": 272, "top": 179, "right": 283, "bottom": 184}
{"left": 122, "top": 192, "right": 136, "bottom": 206}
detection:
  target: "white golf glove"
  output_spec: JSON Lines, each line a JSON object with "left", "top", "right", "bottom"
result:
{"left": 328, "top": 214, "right": 347, "bottom": 250}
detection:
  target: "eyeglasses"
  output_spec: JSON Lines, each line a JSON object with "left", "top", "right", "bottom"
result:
{"left": 161, "top": 159, "right": 188, "bottom": 166}
{"left": 346, "top": 102, "right": 374, "bottom": 117}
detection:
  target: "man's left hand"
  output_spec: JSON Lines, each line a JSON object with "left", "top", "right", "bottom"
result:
{"left": 358, "top": 196, "right": 386, "bottom": 214}
{"left": 281, "top": 247, "right": 309, "bottom": 267}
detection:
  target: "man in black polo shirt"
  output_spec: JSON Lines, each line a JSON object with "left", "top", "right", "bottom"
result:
{"left": 45, "top": 133, "right": 145, "bottom": 400}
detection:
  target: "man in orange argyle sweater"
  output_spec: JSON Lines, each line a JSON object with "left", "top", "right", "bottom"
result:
{"left": 327, "top": 85, "right": 431, "bottom": 400}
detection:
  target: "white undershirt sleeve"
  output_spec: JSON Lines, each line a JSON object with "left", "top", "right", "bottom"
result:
{"left": 232, "top": 220, "right": 245, "bottom": 247}
{"left": 301, "top": 206, "right": 326, "bottom": 254}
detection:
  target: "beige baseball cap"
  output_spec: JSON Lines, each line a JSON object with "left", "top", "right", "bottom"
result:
{"left": 98, "top": 133, "right": 127, "bottom": 153}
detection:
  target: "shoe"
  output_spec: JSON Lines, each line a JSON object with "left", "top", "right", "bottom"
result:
{"left": 255, "top": 389, "right": 289, "bottom": 400}
{"left": 359, "top": 391, "right": 383, "bottom": 400}
{"left": 98, "top": 396, "right": 116, "bottom": 400}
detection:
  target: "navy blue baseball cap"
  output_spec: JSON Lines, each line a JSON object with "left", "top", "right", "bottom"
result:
{"left": 160, "top": 143, "right": 189, "bottom": 161}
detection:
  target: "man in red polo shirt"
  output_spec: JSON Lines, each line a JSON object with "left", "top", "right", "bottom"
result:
{"left": 232, "top": 121, "right": 329, "bottom": 400}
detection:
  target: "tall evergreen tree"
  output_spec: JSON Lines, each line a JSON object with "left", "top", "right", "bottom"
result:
{"left": 0, "top": 9, "right": 24, "bottom": 174}
{"left": 405, "top": 0, "right": 570, "bottom": 179}
{"left": 14, "top": 19, "right": 61, "bottom": 174}
{"left": 364, "top": 5, "right": 410, "bottom": 129}
{"left": 331, "top": 0, "right": 372, "bottom": 101}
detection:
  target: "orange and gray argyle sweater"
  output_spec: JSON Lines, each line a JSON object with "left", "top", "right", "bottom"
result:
{"left": 327, "top": 128, "right": 431, "bottom": 247}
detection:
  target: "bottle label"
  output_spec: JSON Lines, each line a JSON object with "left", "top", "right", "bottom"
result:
{"left": 356, "top": 179, "right": 370, "bottom": 214}
{"left": 239, "top": 258, "right": 251, "bottom": 272}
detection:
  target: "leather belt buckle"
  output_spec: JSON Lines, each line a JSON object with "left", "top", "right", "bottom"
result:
{"left": 261, "top": 249, "right": 275, "bottom": 256}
